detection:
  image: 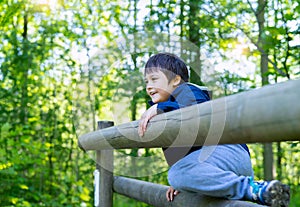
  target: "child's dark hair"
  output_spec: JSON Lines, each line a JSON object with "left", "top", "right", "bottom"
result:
{"left": 144, "top": 53, "right": 189, "bottom": 83}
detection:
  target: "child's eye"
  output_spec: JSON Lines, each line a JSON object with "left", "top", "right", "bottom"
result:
{"left": 151, "top": 77, "right": 158, "bottom": 81}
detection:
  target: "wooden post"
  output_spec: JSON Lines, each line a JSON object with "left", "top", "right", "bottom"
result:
{"left": 95, "top": 121, "right": 114, "bottom": 207}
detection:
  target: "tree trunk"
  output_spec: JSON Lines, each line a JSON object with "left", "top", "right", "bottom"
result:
{"left": 21, "top": 13, "right": 28, "bottom": 125}
{"left": 257, "top": 0, "right": 274, "bottom": 180}
{"left": 188, "top": 0, "right": 203, "bottom": 85}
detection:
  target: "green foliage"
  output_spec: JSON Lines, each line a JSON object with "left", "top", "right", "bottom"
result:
{"left": 0, "top": 0, "right": 299, "bottom": 206}
{"left": 290, "top": 186, "right": 300, "bottom": 207}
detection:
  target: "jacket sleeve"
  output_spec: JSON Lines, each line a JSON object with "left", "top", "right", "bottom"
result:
{"left": 157, "top": 101, "right": 180, "bottom": 113}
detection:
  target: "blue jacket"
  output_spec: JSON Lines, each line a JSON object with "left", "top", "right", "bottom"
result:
{"left": 155, "top": 83, "right": 210, "bottom": 113}
{"left": 149, "top": 83, "right": 249, "bottom": 166}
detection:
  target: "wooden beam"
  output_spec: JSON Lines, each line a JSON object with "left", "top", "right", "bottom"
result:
{"left": 79, "top": 79, "right": 300, "bottom": 151}
{"left": 113, "top": 176, "right": 265, "bottom": 207}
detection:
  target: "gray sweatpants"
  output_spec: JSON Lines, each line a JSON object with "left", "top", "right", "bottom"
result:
{"left": 168, "top": 144, "right": 254, "bottom": 200}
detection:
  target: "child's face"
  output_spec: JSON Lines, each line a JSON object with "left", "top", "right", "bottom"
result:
{"left": 144, "top": 70, "right": 178, "bottom": 103}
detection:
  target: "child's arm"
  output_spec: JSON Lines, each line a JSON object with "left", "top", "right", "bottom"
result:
{"left": 138, "top": 101, "right": 180, "bottom": 137}
{"left": 139, "top": 97, "right": 187, "bottom": 136}
{"left": 138, "top": 104, "right": 158, "bottom": 137}
{"left": 138, "top": 87, "right": 209, "bottom": 136}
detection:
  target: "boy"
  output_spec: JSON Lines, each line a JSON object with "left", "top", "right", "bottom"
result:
{"left": 138, "top": 53, "right": 290, "bottom": 206}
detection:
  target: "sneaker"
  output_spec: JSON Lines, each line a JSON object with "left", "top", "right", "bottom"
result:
{"left": 249, "top": 177, "right": 290, "bottom": 207}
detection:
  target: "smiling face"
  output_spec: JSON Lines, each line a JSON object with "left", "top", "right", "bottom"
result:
{"left": 145, "top": 70, "right": 181, "bottom": 103}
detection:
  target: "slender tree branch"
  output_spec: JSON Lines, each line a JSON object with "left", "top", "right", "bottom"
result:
{"left": 246, "top": 0, "right": 256, "bottom": 14}
{"left": 243, "top": 0, "right": 287, "bottom": 77}
{"left": 279, "top": 0, "right": 291, "bottom": 79}
{"left": 201, "top": 0, "right": 287, "bottom": 77}
{"left": 238, "top": 26, "right": 286, "bottom": 77}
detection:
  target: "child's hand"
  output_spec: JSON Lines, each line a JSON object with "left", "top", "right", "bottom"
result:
{"left": 138, "top": 104, "right": 158, "bottom": 137}
{"left": 166, "top": 186, "right": 180, "bottom": 202}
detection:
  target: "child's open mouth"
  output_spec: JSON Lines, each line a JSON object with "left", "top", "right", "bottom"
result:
{"left": 149, "top": 91, "right": 157, "bottom": 96}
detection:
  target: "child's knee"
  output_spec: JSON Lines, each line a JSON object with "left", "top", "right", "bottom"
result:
{"left": 167, "top": 170, "right": 178, "bottom": 189}
{"left": 167, "top": 164, "right": 183, "bottom": 189}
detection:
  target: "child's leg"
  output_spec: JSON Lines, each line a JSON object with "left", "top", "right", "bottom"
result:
{"left": 168, "top": 144, "right": 290, "bottom": 206}
{"left": 168, "top": 144, "right": 253, "bottom": 200}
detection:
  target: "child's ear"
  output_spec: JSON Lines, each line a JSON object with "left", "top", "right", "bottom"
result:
{"left": 173, "top": 75, "right": 182, "bottom": 87}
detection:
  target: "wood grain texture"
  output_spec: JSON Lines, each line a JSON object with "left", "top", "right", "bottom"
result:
{"left": 79, "top": 79, "right": 300, "bottom": 151}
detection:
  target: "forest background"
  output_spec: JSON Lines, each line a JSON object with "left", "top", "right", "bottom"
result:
{"left": 0, "top": 0, "right": 299, "bottom": 206}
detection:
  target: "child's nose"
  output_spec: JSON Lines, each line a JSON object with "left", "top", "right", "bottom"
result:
{"left": 146, "top": 83, "right": 153, "bottom": 90}
{"left": 146, "top": 84, "right": 153, "bottom": 92}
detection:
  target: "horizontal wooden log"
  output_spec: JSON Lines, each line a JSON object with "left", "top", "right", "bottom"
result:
{"left": 113, "top": 176, "right": 265, "bottom": 207}
{"left": 79, "top": 79, "right": 300, "bottom": 151}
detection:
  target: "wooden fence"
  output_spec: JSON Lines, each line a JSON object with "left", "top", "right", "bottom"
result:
{"left": 78, "top": 79, "right": 300, "bottom": 207}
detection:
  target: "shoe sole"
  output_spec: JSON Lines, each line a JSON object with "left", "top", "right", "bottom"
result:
{"left": 263, "top": 180, "right": 290, "bottom": 207}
